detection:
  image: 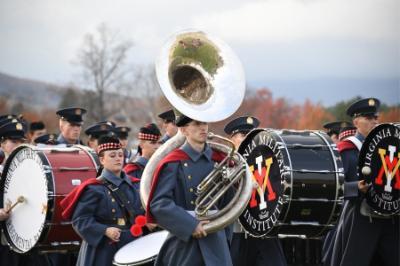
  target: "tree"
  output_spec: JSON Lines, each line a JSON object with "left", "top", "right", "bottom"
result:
{"left": 75, "top": 23, "right": 133, "bottom": 121}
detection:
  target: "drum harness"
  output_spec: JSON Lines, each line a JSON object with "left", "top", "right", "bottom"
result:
{"left": 99, "top": 178, "right": 138, "bottom": 228}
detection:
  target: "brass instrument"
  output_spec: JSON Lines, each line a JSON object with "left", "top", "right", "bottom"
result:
{"left": 140, "top": 30, "right": 253, "bottom": 233}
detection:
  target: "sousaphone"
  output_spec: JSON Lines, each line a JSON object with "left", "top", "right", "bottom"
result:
{"left": 140, "top": 30, "right": 253, "bottom": 233}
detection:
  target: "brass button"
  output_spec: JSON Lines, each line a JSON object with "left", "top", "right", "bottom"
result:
{"left": 189, "top": 188, "right": 193, "bottom": 192}
{"left": 111, "top": 198, "right": 115, "bottom": 202}
{"left": 190, "top": 201, "right": 195, "bottom": 205}
{"left": 184, "top": 163, "right": 188, "bottom": 167}
{"left": 187, "top": 175, "right": 192, "bottom": 180}
{"left": 108, "top": 191, "right": 111, "bottom": 195}
{"left": 112, "top": 209, "right": 116, "bottom": 213}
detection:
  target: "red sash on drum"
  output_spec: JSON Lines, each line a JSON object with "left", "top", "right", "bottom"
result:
{"left": 146, "top": 149, "right": 226, "bottom": 223}
{"left": 337, "top": 140, "right": 357, "bottom": 153}
{"left": 61, "top": 176, "right": 140, "bottom": 220}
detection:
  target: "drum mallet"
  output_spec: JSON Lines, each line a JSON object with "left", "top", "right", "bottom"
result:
{"left": 6, "top": 196, "right": 25, "bottom": 213}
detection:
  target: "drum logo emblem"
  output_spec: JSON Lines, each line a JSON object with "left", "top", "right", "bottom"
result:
{"left": 360, "top": 124, "right": 400, "bottom": 215}
{"left": 375, "top": 146, "right": 400, "bottom": 194}
{"left": 249, "top": 155, "right": 276, "bottom": 210}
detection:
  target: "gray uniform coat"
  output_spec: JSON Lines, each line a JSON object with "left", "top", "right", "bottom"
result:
{"left": 72, "top": 169, "right": 144, "bottom": 266}
{"left": 150, "top": 142, "right": 233, "bottom": 266}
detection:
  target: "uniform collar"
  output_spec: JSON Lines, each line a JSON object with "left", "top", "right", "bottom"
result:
{"left": 181, "top": 141, "right": 212, "bottom": 162}
{"left": 161, "top": 134, "right": 170, "bottom": 142}
{"left": 57, "top": 134, "right": 79, "bottom": 145}
{"left": 355, "top": 132, "right": 365, "bottom": 142}
{"left": 134, "top": 156, "right": 148, "bottom": 167}
{"left": 101, "top": 168, "right": 132, "bottom": 187}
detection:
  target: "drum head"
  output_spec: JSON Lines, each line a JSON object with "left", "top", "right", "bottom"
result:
{"left": 238, "top": 129, "right": 285, "bottom": 237}
{"left": 359, "top": 123, "right": 400, "bottom": 215}
{"left": 113, "top": 231, "right": 169, "bottom": 265}
{"left": 1, "top": 145, "right": 50, "bottom": 253}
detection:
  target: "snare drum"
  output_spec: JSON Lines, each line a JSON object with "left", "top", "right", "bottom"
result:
{"left": 238, "top": 129, "right": 344, "bottom": 238}
{"left": 0, "top": 144, "right": 99, "bottom": 253}
{"left": 113, "top": 231, "right": 169, "bottom": 266}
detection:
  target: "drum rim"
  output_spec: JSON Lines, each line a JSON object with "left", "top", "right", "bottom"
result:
{"left": 0, "top": 145, "right": 54, "bottom": 253}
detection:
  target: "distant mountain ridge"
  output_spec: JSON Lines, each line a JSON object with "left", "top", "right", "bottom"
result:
{"left": 0, "top": 72, "right": 63, "bottom": 109}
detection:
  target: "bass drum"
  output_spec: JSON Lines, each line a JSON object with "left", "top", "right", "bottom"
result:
{"left": 0, "top": 144, "right": 99, "bottom": 253}
{"left": 238, "top": 129, "right": 344, "bottom": 238}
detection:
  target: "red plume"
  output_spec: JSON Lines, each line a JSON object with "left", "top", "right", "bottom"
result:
{"left": 135, "top": 215, "right": 147, "bottom": 227}
{"left": 130, "top": 224, "right": 143, "bottom": 237}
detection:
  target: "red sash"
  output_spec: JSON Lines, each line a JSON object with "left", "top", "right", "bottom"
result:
{"left": 61, "top": 176, "right": 140, "bottom": 220}
{"left": 146, "top": 149, "right": 226, "bottom": 223}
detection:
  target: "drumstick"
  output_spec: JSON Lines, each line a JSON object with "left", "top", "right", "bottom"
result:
{"left": 6, "top": 196, "right": 25, "bottom": 213}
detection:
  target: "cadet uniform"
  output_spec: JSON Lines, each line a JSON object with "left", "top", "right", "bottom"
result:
{"left": 323, "top": 121, "right": 353, "bottom": 144}
{"left": 56, "top": 107, "right": 86, "bottom": 145}
{"left": 115, "top": 126, "right": 133, "bottom": 166}
{"left": 124, "top": 123, "right": 161, "bottom": 179}
{"left": 84, "top": 121, "right": 115, "bottom": 150}
{"left": 330, "top": 98, "right": 399, "bottom": 266}
{"left": 158, "top": 109, "right": 176, "bottom": 144}
{"left": 61, "top": 136, "right": 144, "bottom": 266}
{"left": 225, "top": 116, "right": 287, "bottom": 266}
{"left": 148, "top": 115, "right": 233, "bottom": 266}
{"left": 33, "top": 133, "right": 58, "bottom": 145}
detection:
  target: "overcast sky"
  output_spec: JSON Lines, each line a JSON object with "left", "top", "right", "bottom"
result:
{"left": 0, "top": 0, "right": 399, "bottom": 106}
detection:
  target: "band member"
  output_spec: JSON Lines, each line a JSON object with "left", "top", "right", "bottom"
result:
{"left": 225, "top": 116, "right": 287, "bottom": 266}
{"left": 84, "top": 121, "right": 115, "bottom": 150}
{"left": 0, "top": 118, "right": 27, "bottom": 159}
{"left": 56, "top": 107, "right": 86, "bottom": 145}
{"left": 33, "top": 133, "right": 59, "bottom": 145}
{"left": 114, "top": 126, "right": 132, "bottom": 165}
{"left": 147, "top": 114, "right": 233, "bottom": 265}
{"left": 323, "top": 121, "right": 352, "bottom": 144}
{"left": 61, "top": 136, "right": 145, "bottom": 266}
{"left": 338, "top": 125, "right": 357, "bottom": 142}
{"left": 158, "top": 109, "right": 177, "bottom": 144}
{"left": 28, "top": 121, "right": 47, "bottom": 144}
{"left": 330, "top": 98, "right": 399, "bottom": 266}
{"left": 124, "top": 123, "right": 161, "bottom": 179}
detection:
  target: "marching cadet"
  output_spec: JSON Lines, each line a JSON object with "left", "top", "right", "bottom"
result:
{"left": 28, "top": 121, "right": 47, "bottom": 144}
{"left": 114, "top": 126, "right": 132, "bottom": 165}
{"left": 33, "top": 133, "right": 59, "bottom": 145}
{"left": 323, "top": 121, "right": 352, "bottom": 144}
{"left": 123, "top": 123, "right": 161, "bottom": 179}
{"left": 158, "top": 109, "right": 177, "bottom": 144}
{"left": 224, "top": 116, "right": 287, "bottom": 266}
{"left": 56, "top": 107, "right": 86, "bottom": 145}
{"left": 84, "top": 121, "right": 115, "bottom": 150}
{"left": 147, "top": 114, "right": 233, "bottom": 266}
{"left": 60, "top": 135, "right": 146, "bottom": 266}
{"left": 330, "top": 98, "right": 399, "bottom": 266}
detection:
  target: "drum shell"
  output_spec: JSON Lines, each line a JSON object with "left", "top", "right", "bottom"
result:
{"left": 238, "top": 129, "right": 344, "bottom": 238}
{"left": 1, "top": 145, "right": 99, "bottom": 252}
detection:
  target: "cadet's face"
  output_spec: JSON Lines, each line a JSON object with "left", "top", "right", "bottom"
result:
{"left": 60, "top": 121, "right": 81, "bottom": 142}
{"left": 87, "top": 138, "right": 98, "bottom": 150}
{"left": 100, "top": 149, "right": 124, "bottom": 174}
{"left": 1, "top": 139, "right": 24, "bottom": 156}
{"left": 140, "top": 139, "right": 160, "bottom": 158}
{"left": 119, "top": 138, "right": 128, "bottom": 149}
{"left": 330, "top": 133, "right": 339, "bottom": 144}
{"left": 182, "top": 121, "right": 208, "bottom": 144}
{"left": 354, "top": 115, "right": 378, "bottom": 137}
{"left": 164, "top": 122, "right": 178, "bottom": 137}
{"left": 231, "top": 132, "right": 247, "bottom": 149}
{"left": 30, "top": 129, "right": 47, "bottom": 142}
